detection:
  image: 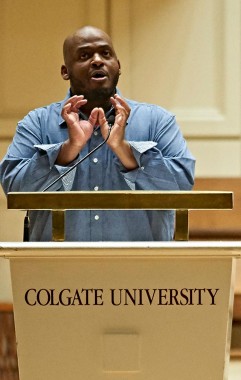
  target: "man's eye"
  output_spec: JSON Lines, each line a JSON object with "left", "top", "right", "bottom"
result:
{"left": 103, "top": 50, "right": 111, "bottom": 57}
{"left": 80, "top": 52, "right": 89, "bottom": 60}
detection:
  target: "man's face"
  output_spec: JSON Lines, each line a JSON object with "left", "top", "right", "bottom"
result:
{"left": 62, "top": 28, "right": 120, "bottom": 101}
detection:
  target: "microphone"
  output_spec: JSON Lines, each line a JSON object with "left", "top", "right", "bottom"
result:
{"left": 42, "top": 114, "right": 115, "bottom": 192}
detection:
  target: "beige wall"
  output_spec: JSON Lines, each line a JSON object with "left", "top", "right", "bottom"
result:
{"left": 110, "top": 0, "right": 241, "bottom": 176}
{"left": 0, "top": 0, "right": 110, "bottom": 239}
{"left": 0, "top": 0, "right": 241, "bottom": 300}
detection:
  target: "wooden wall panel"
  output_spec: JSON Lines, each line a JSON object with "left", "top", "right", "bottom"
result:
{"left": 110, "top": 0, "right": 241, "bottom": 177}
{"left": 0, "top": 306, "right": 19, "bottom": 380}
{"left": 111, "top": 0, "right": 241, "bottom": 137}
{"left": 0, "top": 0, "right": 109, "bottom": 139}
{"left": 187, "top": 140, "right": 241, "bottom": 177}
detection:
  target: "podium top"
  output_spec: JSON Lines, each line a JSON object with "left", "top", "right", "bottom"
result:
{"left": 7, "top": 190, "right": 233, "bottom": 210}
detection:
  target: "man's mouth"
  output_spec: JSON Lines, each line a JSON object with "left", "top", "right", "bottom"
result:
{"left": 90, "top": 70, "right": 108, "bottom": 81}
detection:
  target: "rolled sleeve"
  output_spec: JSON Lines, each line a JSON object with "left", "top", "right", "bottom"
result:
{"left": 34, "top": 143, "right": 63, "bottom": 169}
{"left": 116, "top": 140, "right": 194, "bottom": 191}
{"left": 34, "top": 143, "right": 77, "bottom": 191}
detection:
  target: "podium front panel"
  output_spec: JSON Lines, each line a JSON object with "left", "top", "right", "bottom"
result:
{"left": 5, "top": 243, "right": 237, "bottom": 380}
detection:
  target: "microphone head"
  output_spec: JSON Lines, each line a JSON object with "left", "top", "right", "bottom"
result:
{"left": 107, "top": 115, "right": 115, "bottom": 126}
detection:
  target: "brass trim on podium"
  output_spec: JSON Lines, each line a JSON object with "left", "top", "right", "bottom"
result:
{"left": 7, "top": 191, "right": 233, "bottom": 242}
{"left": 52, "top": 210, "right": 65, "bottom": 242}
{"left": 8, "top": 190, "right": 233, "bottom": 210}
{"left": 175, "top": 210, "right": 189, "bottom": 241}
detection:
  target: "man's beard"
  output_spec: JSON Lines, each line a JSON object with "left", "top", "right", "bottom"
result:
{"left": 75, "top": 73, "right": 119, "bottom": 102}
{"left": 85, "top": 86, "right": 115, "bottom": 102}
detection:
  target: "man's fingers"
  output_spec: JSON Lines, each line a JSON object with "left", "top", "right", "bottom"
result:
{"left": 62, "top": 98, "right": 87, "bottom": 115}
{"left": 68, "top": 95, "right": 87, "bottom": 112}
{"left": 97, "top": 108, "right": 108, "bottom": 125}
{"left": 111, "top": 95, "right": 131, "bottom": 115}
{"left": 72, "top": 99, "right": 87, "bottom": 112}
{"left": 88, "top": 107, "right": 99, "bottom": 126}
{"left": 61, "top": 102, "right": 71, "bottom": 115}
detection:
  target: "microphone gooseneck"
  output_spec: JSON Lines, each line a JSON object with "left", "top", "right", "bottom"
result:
{"left": 42, "top": 115, "right": 115, "bottom": 192}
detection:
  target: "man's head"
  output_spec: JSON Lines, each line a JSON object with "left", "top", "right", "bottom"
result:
{"left": 61, "top": 26, "right": 121, "bottom": 105}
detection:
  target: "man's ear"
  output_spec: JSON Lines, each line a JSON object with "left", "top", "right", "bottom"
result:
{"left": 118, "top": 60, "right": 121, "bottom": 75}
{"left": 61, "top": 65, "right": 69, "bottom": 80}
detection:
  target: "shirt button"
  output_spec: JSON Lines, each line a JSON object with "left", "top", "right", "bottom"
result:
{"left": 94, "top": 186, "right": 99, "bottom": 191}
{"left": 141, "top": 166, "right": 145, "bottom": 170}
{"left": 94, "top": 215, "right": 100, "bottom": 220}
{"left": 94, "top": 131, "right": 98, "bottom": 136}
{"left": 93, "top": 158, "right": 98, "bottom": 163}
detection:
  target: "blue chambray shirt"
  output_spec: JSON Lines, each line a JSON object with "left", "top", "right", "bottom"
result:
{"left": 0, "top": 90, "right": 195, "bottom": 241}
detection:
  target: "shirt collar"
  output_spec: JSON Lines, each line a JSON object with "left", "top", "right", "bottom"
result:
{"left": 58, "top": 89, "right": 72, "bottom": 127}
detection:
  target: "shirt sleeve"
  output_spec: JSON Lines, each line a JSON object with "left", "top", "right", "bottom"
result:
{"left": 116, "top": 110, "right": 195, "bottom": 191}
{"left": 0, "top": 118, "right": 77, "bottom": 193}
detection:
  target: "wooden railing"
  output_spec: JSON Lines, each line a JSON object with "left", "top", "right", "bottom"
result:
{"left": 0, "top": 304, "right": 19, "bottom": 380}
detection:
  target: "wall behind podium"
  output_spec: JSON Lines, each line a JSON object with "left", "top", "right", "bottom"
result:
{"left": 0, "top": 0, "right": 241, "bottom": 301}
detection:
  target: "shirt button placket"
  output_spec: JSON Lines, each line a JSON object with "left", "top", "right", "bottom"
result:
{"left": 89, "top": 131, "right": 102, "bottom": 241}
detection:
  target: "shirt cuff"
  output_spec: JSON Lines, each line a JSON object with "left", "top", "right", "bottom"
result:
{"left": 115, "top": 141, "right": 157, "bottom": 188}
{"left": 34, "top": 143, "right": 63, "bottom": 168}
{"left": 34, "top": 143, "right": 78, "bottom": 191}
{"left": 129, "top": 141, "right": 157, "bottom": 166}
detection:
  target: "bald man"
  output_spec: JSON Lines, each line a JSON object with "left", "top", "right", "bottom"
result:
{"left": 0, "top": 26, "right": 195, "bottom": 241}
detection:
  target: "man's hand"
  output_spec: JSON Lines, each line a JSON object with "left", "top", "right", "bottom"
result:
{"left": 98, "top": 94, "right": 130, "bottom": 147}
{"left": 98, "top": 94, "right": 138, "bottom": 170}
{"left": 61, "top": 95, "right": 98, "bottom": 148}
{"left": 56, "top": 95, "right": 98, "bottom": 165}
{"left": 56, "top": 94, "right": 137, "bottom": 170}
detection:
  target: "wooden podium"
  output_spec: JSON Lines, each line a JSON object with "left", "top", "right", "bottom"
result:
{"left": 1, "top": 191, "right": 240, "bottom": 380}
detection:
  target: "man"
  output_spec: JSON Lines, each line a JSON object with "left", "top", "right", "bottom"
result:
{"left": 0, "top": 26, "right": 195, "bottom": 241}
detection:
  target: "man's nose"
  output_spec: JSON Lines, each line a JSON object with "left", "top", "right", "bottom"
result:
{"left": 91, "top": 53, "right": 103, "bottom": 66}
